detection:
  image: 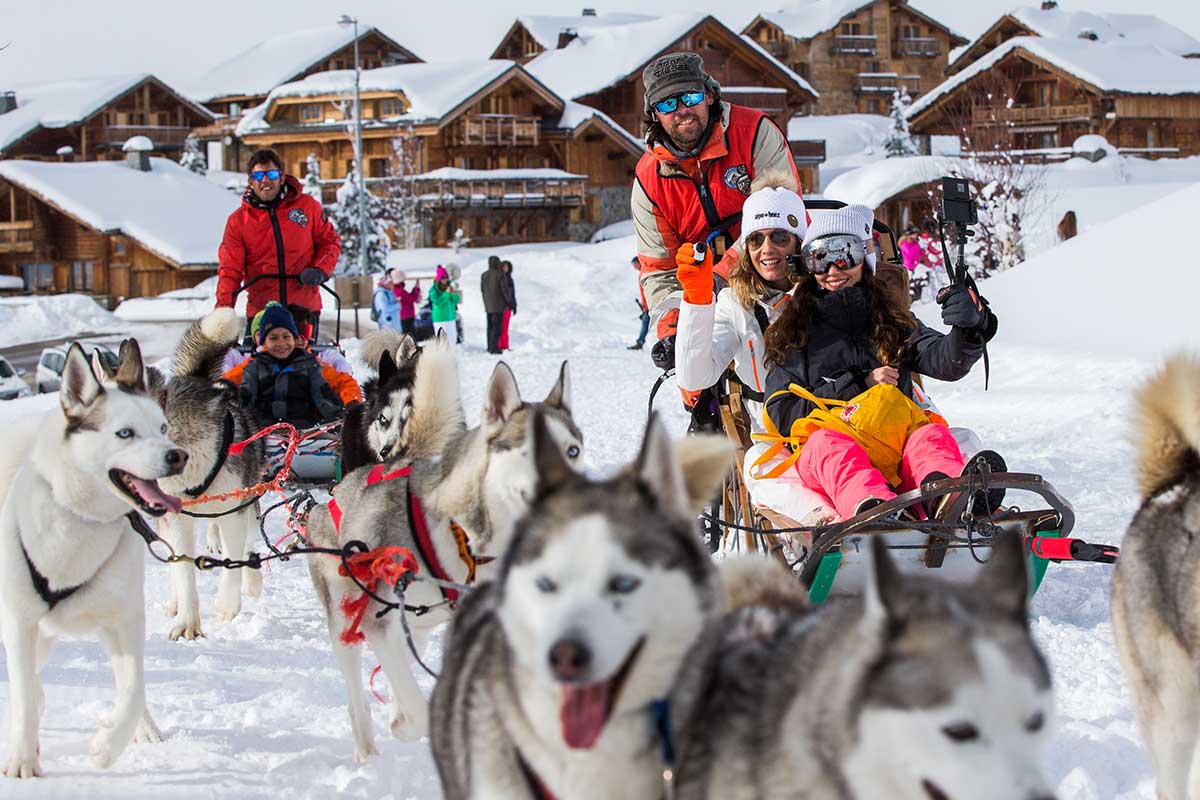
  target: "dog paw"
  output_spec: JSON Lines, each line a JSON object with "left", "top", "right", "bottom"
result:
{"left": 353, "top": 740, "right": 380, "bottom": 763}
{"left": 216, "top": 590, "right": 241, "bottom": 622}
{"left": 388, "top": 707, "right": 429, "bottom": 742}
{"left": 2, "top": 747, "right": 43, "bottom": 779}
{"left": 134, "top": 713, "right": 163, "bottom": 744}
{"left": 89, "top": 730, "right": 120, "bottom": 769}
{"left": 244, "top": 568, "right": 263, "bottom": 599}
{"left": 168, "top": 618, "right": 204, "bottom": 641}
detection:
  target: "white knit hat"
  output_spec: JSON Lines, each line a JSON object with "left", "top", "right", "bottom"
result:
{"left": 737, "top": 187, "right": 808, "bottom": 250}
{"left": 801, "top": 204, "right": 877, "bottom": 269}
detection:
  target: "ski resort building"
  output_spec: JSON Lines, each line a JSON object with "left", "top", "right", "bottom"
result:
{"left": 235, "top": 60, "right": 643, "bottom": 246}
{"left": 742, "top": 0, "right": 967, "bottom": 115}
{"left": 0, "top": 155, "right": 237, "bottom": 302}
{"left": 0, "top": 75, "right": 215, "bottom": 162}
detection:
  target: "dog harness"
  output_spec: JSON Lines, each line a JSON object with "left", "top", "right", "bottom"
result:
{"left": 183, "top": 412, "right": 235, "bottom": 498}
{"left": 328, "top": 463, "right": 478, "bottom": 606}
{"left": 20, "top": 539, "right": 83, "bottom": 611}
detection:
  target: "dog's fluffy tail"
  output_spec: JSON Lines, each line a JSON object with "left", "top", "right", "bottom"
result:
{"left": 1134, "top": 354, "right": 1200, "bottom": 499}
{"left": 402, "top": 336, "right": 464, "bottom": 461}
{"left": 360, "top": 328, "right": 405, "bottom": 371}
{"left": 719, "top": 557, "right": 809, "bottom": 613}
{"left": 174, "top": 307, "right": 241, "bottom": 380}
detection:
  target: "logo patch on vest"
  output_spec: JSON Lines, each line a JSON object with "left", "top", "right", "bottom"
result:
{"left": 723, "top": 164, "right": 751, "bottom": 195}
{"left": 288, "top": 209, "right": 309, "bottom": 228}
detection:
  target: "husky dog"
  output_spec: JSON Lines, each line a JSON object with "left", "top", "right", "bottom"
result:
{"left": 431, "top": 415, "right": 734, "bottom": 800}
{"left": 152, "top": 308, "right": 268, "bottom": 640}
{"left": 0, "top": 341, "right": 185, "bottom": 778}
{"left": 341, "top": 328, "right": 421, "bottom": 474}
{"left": 1112, "top": 355, "right": 1200, "bottom": 800}
{"left": 306, "top": 345, "right": 582, "bottom": 761}
{"left": 672, "top": 532, "right": 1055, "bottom": 800}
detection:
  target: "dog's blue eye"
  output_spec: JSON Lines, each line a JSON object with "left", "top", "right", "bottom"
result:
{"left": 377, "top": 414, "right": 389, "bottom": 427}
{"left": 116, "top": 428, "right": 134, "bottom": 439}
{"left": 567, "top": 445, "right": 580, "bottom": 459}
{"left": 941, "top": 722, "right": 979, "bottom": 743}
{"left": 161, "top": 424, "right": 167, "bottom": 435}
{"left": 608, "top": 575, "right": 641, "bottom": 594}
{"left": 536, "top": 577, "right": 557, "bottom": 593}
{"left": 1024, "top": 711, "right": 1044, "bottom": 733}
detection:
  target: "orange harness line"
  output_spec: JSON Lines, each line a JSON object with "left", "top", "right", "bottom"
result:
{"left": 337, "top": 546, "right": 420, "bottom": 645}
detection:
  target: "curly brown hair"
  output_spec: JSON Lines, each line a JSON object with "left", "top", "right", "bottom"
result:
{"left": 763, "top": 271, "right": 917, "bottom": 369}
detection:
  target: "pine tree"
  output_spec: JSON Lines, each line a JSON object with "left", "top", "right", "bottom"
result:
{"left": 883, "top": 90, "right": 920, "bottom": 158}
{"left": 330, "top": 163, "right": 392, "bottom": 275}
{"left": 301, "top": 153, "right": 323, "bottom": 200}
{"left": 386, "top": 124, "right": 423, "bottom": 249}
{"left": 179, "top": 136, "right": 207, "bottom": 174}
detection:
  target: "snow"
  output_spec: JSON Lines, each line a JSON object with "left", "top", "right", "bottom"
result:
{"left": 0, "top": 75, "right": 152, "bottom": 154}
{"left": 412, "top": 167, "right": 584, "bottom": 181}
{"left": 121, "top": 135, "right": 153, "bottom": 153}
{"left": 114, "top": 278, "right": 249, "bottom": 323}
{"left": 911, "top": 36, "right": 1200, "bottom": 121}
{"left": 1008, "top": 6, "right": 1200, "bottom": 57}
{"left": 556, "top": 100, "right": 644, "bottom": 153}
{"left": 0, "top": 275, "right": 24, "bottom": 291}
{"left": 183, "top": 24, "right": 416, "bottom": 104}
{"left": 753, "top": 0, "right": 965, "bottom": 42}
{"left": 0, "top": 158, "right": 241, "bottom": 267}
{"left": 589, "top": 219, "right": 635, "bottom": 242}
{"left": 512, "top": 12, "right": 661, "bottom": 50}
{"left": 0, "top": 294, "right": 120, "bottom": 347}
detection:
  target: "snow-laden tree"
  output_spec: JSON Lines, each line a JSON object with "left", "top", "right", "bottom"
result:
{"left": 330, "top": 163, "right": 392, "bottom": 275}
{"left": 883, "top": 90, "right": 919, "bottom": 158}
{"left": 301, "top": 153, "right": 323, "bottom": 200}
{"left": 386, "top": 124, "right": 423, "bottom": 249}
{"left": 179, "top": 136, "right": 207, "bottom": 174}
{"left": 450, "top": 227, "right": 471, "bottom": 254}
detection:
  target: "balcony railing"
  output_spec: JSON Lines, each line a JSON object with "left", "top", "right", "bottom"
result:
{"left": 897, "top": 37, "right": 940, "bottom": 57}
{"left": 854, "top": 73, "right": 921, "bottom": 94}
{"left": 0, "top": 221, "right": 34, "bottom": 254}
{"left": 410, "top": 176, "right": 586, "bottom": 208}
{"left": 971, "top": 103, "right": 1092, "bottom": 127}
{"left": 448, "top": 115, "right": 540, "bottom": 147}
{"left": 759, "top": 38, "right": 789, "bottom": 59}
{"left": 99, "top": 125, "right": 192, "bottom": 149}
{"left": 832, "top": 34, "right": 877, "bottom": 55}
{"left": 789, "top": 139, "right": 826, "bottom": 164}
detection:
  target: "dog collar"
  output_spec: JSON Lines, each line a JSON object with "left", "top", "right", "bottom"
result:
{"left": 183, "top": 412, "right": 235, "bottom": 498}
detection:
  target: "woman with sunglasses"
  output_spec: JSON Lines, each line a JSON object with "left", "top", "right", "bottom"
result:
{"left": 760, "top": 204, "right": 998, "bottom": 520}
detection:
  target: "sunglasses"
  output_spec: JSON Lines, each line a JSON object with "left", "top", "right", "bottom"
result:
{"left": 799, "top": 234, "right": 867, "bottom": 275}
{"left": 746, "top": 230, "right": 795, "bottom": 250}
{"left": 250, "top": 169, "right": 282, "bottom": 182}
{"left": 653, "top": 90, "right": 706, "bottom": 115}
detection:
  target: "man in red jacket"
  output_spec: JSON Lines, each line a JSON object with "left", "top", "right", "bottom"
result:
{"left": 216, "top": 148, "right": 341, "bottom": 341}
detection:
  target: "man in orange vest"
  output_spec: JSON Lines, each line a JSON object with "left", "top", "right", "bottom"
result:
{"left": 632, "top": 52, "right": 802, "bottom": 371}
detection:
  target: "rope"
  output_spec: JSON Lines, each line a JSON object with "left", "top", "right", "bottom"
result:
{"left": 647, "top": 369, "right": 675, "bottom": 420}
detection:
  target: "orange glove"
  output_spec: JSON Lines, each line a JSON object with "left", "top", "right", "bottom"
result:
{"left": 656, "top": 307, "right": 679, "bottom": 341}
{"left": 676, "top": 242, "right": 717, "bottom": 305}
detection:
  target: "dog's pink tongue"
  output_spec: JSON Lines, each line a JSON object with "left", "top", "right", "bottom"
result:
{"left": 130, "top": 477, "right": 183, "bottom": 514}
{"left": 560, "top": 681, "right": 613, "bottom": 749}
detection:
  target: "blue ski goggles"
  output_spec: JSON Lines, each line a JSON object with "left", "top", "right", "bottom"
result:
{"left": 250, "top": 168, "right": 282, "bottom": 182}
{"left": 796, "top": 234, "right": 867, "bottom": 275}
{"left": 652, "top": 90, "right": 706, "bottom": 115}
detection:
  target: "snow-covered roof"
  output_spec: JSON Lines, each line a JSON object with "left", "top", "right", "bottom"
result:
{"left": 1008, "top": 7, "right": 1200, "bottom": 56}
{"left": 822, "top": 155, "right": 955, "bottom": 208}
{"left": 0, "top": 74, "right": 213, "bottom": 155}
{"left": 557, "top": 100, "right": 644, "bottom": 153}
{"left": 184, "top": 24, "right": 420, "bottom": 103}
{"left": 237, "top": 60, "right": 537, "bottom": 136}
{"left": 513, "top": 13, "right": 661, "bottom": 50}
{"left": 413, "top": 167, "right": 585, "bottom": 181}
{"left": 752, "top": 0, "right": 963, "bottom": 43}
{"left": 910, "top": 37, "right": 1200, "bottom": 121}
{"left": 525, "top": 13, "right": 816, "bottom": 102}
{"left": 0, "top": 158, "right": 240, "bottom": 267}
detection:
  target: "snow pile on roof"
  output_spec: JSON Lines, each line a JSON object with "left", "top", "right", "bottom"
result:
{"left": 122, "top": 135, "right": 153, "bottom": 153}
{"left": 1009, "top": 6, "right": 1200, "bottom": 57}
{"left": 237, "top": 60, "right": 521, "bottom": 136}
{"left": 756, "top": 0, "right": 961, "bottom": 42}
{"left": 557, "top": 100, "right": 645, "bottom": 151}
{"left": 823, "top": 155, "right": 955, "bottom": 208}
{"left": 515, "top": 13, "right": 661, "bottom": 49}
{"left": 0, "top": 158, "right": 240, "bottom": 266}
{"left": 413, "top": 167, "right": 584, "bottom": 181}
{"left": 788, "top": 114, "right": 958, "bottom": 192}
{"left": 0, "top": 294, "right": 119, "bottom": 348}
{"left": 911, "top": 36, "right": 1200, "bottom": 120}
{"left": 114, "top": 276, "right": 248, "bottom": 322}
{"left": 0, "top": 75, "right": 149, "bottom": 154}
{"left": 184, "top": 24, "right": 414, "bottom": 103}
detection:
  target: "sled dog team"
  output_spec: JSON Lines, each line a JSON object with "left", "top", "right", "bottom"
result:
{"left": 1, "top": 311, "right": 1198, "bottom": 798}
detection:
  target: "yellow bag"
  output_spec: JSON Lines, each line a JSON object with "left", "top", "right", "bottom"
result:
{"left": 751, "top": 383, "right": 931, "bottom": 484}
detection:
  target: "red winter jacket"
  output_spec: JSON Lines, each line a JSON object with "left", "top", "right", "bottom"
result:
{"left": 216, "top": 175, "right": 341, "bottom": 317}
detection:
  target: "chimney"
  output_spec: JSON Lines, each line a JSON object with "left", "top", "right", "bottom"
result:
{"left": 1041, "top": 1, "right": 1058, "bottom": 10}
{"left": 581, "top": 8, "right": 596, "bottom": 15}
{"left": 0, "top": 91, "right": 16, "bottom": 115}
{"left": 557, "top": 28, "right": 578, "bottom": 48}
{"left": 122, "top": 135, "right": 153, "bottom": 171}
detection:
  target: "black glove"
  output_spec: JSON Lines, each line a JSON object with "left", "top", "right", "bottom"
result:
{"left": 939, "top": 284, "right": 988, "bottom": 330}
{"left": 299, "top": 268, "right": 327, "bottom": 287}
{"left": 651, "top": 334, "right": 676, "bottom": 371}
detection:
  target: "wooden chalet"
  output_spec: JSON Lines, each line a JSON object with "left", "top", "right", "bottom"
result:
{"left": 236, "top": 61, "right": 643, "bottom": 246}
{"left": 0, "top": 156, "right": 238, "bottom": 303}
{"left": 0, "top": 75, "right": 215, "bottom": 161}
{"left": 743, "top": 0, "right": 967, "bottom": 115}
{"left": 908, "top": 37, "right": 1200, "bottom": 158}
{"left": 492, "top": 10, "right": 661, "bottom": 64}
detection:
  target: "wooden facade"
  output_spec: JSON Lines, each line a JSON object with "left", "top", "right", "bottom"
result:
{"left": 744, "top": 0, "right": 966, "bottom": 115}
{"left": 492, "top": 21, "right": 549, "bottom": 64}
{"left": 0, "top": 180, "right": 212, "bottom": 304}
{"left": 0, "top": 77, "right": 214, "bottom": 161}
{"left": 910, "top": 47, "right": 1200, "bottom": 157}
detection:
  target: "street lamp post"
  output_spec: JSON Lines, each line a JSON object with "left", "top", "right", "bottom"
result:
{"left": 338, "top": 14, "right": 367, "bottom": 336}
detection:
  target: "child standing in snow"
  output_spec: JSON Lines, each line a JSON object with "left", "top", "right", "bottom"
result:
{"left": 429, "top": 265, "right": 461, "bottom": 346}
{"left": 391, "top": 269, "right": 421, "bottom": 336}
{"left": 373, "top": 272, "right": 403, "bottom": 333}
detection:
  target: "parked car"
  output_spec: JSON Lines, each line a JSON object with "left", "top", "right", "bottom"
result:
{"left": 0, "top": 355, "right": 31, "bottom": 400}
{"left": 36, "top": 342, "right": 118, "bottom": 393}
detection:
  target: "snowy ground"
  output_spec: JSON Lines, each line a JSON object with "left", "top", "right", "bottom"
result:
{"left": 0, "top": 200, "right": 1197, "bottom": 796}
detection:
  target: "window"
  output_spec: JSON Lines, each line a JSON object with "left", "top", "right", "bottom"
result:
{"left": 368, "top": 158, "right": 388, "bottom": 178}
{"left": 333, "top": 59, "right": 344, "bottom": 70}
{"left": 71, "top": 261, "right": 93, "bottom": 291}
{"left": 1040, "top": 132, "right": 1059, "bottom": 149}
{"left": 112, "top": 238, "right": 127, "bottom": 257}
{"left": 301, "top": 104, "right": 322, "bottom": 121}
{"left": 841, "top": 22, "right": 861, "bottom": 35}
{"left": 229, "top": 102, "right": 242, "bottom": 116}
{"left": 901, "top": 25, "right": 920, "bottom": 38}
{"left": 865, "top": 98, "right": 880, "bottom": 113}
{"left": 1147, "top": 127, "right": 1157, "bottom": 148}
{"left": 379, "top": 98, "right": 402, "bottom": 117}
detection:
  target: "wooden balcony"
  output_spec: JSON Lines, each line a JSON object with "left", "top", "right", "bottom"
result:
{"left": 832, "top": 35, "right": 877, "bottom": 55}
{"left": 411, "top": 176, "right": 586, "bottom": 208}
{"left": 0, "top": 221, "right": 34, "bottom": 254}
{"left": 99, "top": 125, "right": 193, "bottom": 149}
{"left": 789, "top": 139, "right": 827, "bottom": 165}
{"left": 897, "top": 37, "right": 940, "bottom": 57}
{"left": 448, "top": 115, "right": 540, "bottom": 147}
{"left": 971, "top": 103, "right": 1092, "bottom": 127}
{"left": 855, "top": 73, "right": 921, "bottom": 94}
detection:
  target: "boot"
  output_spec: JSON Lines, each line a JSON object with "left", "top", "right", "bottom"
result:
{"left": 627, "top": 341, "right": 644, "bottom": 350}
{"left": 921, "top": 471, "right": 952, "bottom": 520}
{"left": 962, "top": 449, "right": 1007, "bottom": 514}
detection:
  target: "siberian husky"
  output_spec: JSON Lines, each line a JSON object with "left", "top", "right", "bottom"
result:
{"left": 672, "top": 532, "right": 1055, "bottom": 800}
{"left": 0, "top": 340, "right": 184, "bottom": 777}
{"left": 150, "top": 308, "right": 268, "bottom": 640}
{"left": 341, "top": 328, "right": 421, "bottom": 474}
{"left": 431, "top": 414, "right": 733, "bottom": 800}
{"left": 306, "top": 344, "right": 583, "bottom": 761}
{"left": 1111, "top": 355, "right": 1200, "bottom": 800}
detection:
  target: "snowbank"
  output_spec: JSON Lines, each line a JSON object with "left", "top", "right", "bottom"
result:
{"left": 0, "top": 294, "right": 119, "bottom": 347}
{"left": 114, "top": 277, "right": 247, "bottom": 322}
{"left": 589, "top": 219, "right": 634, "bottom": 242}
